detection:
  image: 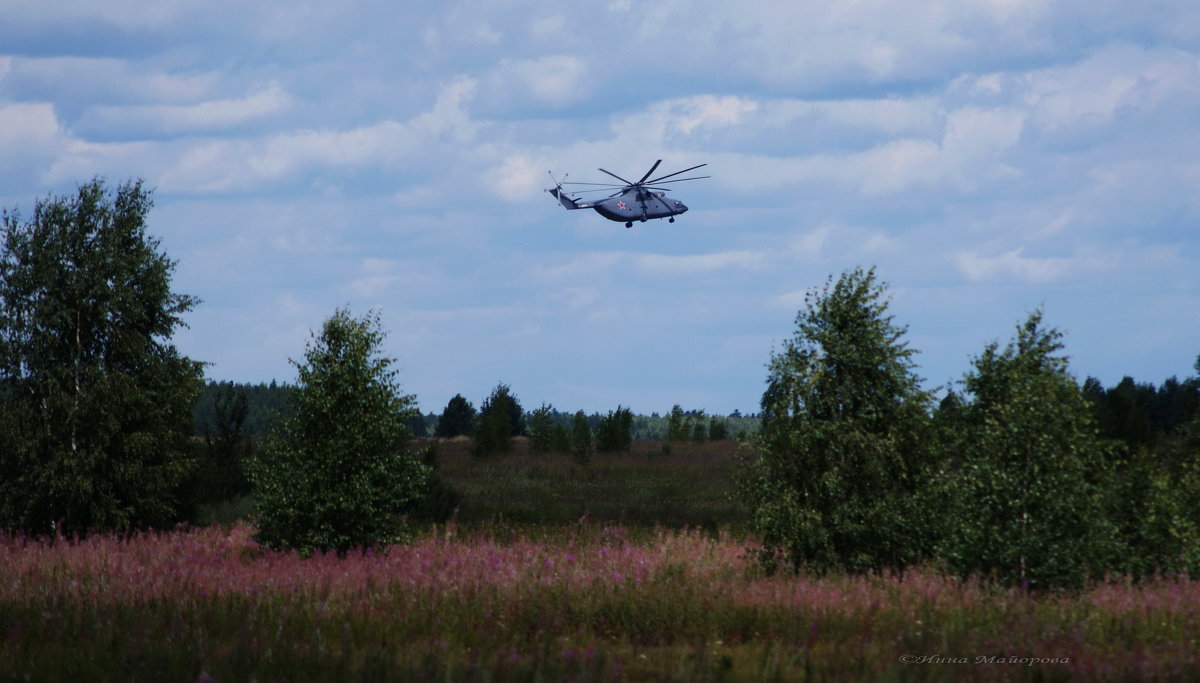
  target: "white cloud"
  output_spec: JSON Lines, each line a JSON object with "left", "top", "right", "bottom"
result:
{"left": 506, "top": 55, "right": 587, "bottom": 108}
{"left": 79, "top": 82, "right": 291, "bottom": 134}
{"left": 633, "top": 250, "right": 766, "bottom": 275}
{"left": 954, "top": 246, "right": 1122, "bottom": 284}
{"left": 138, "top": 78, "right": 480, "bottom": 193}
{"left": 486, "top": 154, "right": 550, "bottom": 200}
{"left": 0, "top": 103, "right": 62, "bottom": 150}
{"left": 790, "top": 225, "right": 833, "bottom": 258}
{"left": 0, "top": 103, "right": 68, "bottom": 184}
{"left": 1020, "top": 46, "right": 1200, "bottom": 135}
{"left": 411, "top": 76, "right": 479, "bottom": 144}
{"left": 611, "top": 95, "right": 758, "bottom": 146}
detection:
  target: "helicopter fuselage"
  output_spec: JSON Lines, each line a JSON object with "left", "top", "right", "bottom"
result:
{"left": 592, "top": 188, "right": 687, "bottom": 223}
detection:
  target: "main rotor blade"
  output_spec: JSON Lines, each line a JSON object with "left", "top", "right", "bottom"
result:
{"left": 598, "top": 168, "right": 634, "bottom": 185}
{"left": 566, "top": 187, "right": 629, "bottom": 194}
{"left": 637, "top": 159, "right": 663, "bottom": 184}
{"left": 561, "top": 181, "right": 629, "bottom": 187}
{"left": 643, "top": 175, "right": 711, "bottom": 187}
{"left": 646, "top": 163, "right": 707, "bottom": 185}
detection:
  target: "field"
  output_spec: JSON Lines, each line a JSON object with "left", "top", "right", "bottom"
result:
{"left": 4, "top": 441, "right": 1200, "bottom": 681}
{"left": 428, "top": 437, "right": 746, "bottom": 532}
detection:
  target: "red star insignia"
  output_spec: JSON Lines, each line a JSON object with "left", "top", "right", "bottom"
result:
{"left": 617, "top": 201, "right": 626, "bottom": 209}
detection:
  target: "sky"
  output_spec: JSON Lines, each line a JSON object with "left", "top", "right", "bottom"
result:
{"left": 1, "top": 1, "right": 1198, "bottom": 415}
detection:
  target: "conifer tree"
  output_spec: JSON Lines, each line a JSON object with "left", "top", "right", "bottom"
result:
{"left": 435, "top": 394, "right": 476, "bottom": 438}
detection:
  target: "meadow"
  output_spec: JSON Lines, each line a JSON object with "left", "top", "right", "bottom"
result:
{"left": 428, "top": 437, "right": 746, "bottom": 531}
{"left": 4, "top": 441, "right": 1200, "bottom": 681}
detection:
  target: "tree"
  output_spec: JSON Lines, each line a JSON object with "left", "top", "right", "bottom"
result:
{"left": 708, "top": 416, "right": 729, "bottom": 441}
{"left": 0, "top": 178, "right": 203, "bottom": 535}
{"left": 570, "top": 410, "right": 593, "bottom": 464}
{"left": 689, "top": 410, "right": 709, "bottom": 442}
{"left": 471, "top": 383, "right": 523, "bottom": 457}
{"left": 250, "top": 309, "right": 430, "bottom": 555}
{"left": 595, "top": 406, "right": 633, "bottom": 453}
{"left": 937, "top": 310, "right": 1122, "bottom": 588}
{"left": 528, "top": 403, "right": 570, "bottom": 453}
{"left": 435, "top": 393, "right": 476, "bottom": 438}
{"left": 740, "top": 267, "right": 935, "bottom": 574}
{"left": 666, "top": 404, "right": 688, "bottom": 442}
{"left": 193, "top": 382, "right": 253, "bottom": 506}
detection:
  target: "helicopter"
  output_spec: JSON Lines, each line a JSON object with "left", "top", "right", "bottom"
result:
{"left": 546, "top": 159, "right": 708, "bottom": 228}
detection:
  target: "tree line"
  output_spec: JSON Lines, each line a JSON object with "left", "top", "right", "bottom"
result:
{"left": 194, "top": 381, "right": 760, "bottom": 443}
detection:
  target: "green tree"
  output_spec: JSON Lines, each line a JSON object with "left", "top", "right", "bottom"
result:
{"left": 741, "top": 267, "right": 935, "bottom": 574}
{"left": 596, "top": 405, "right": 633, "bottom": 453}
{"left": 190, "top": 381, "right": 253, "bottom": 507}
{"left": 434, "top": 393, "right": 476, "bottom": 438}
{"left": 471, "top": 383, "right": 523, "bottom": 457}
{"left": 937, "top": 310, "right": 1122, "bottom": 588}
{"left": 666, "top": 404, "right": 688, "bottom": 442}
{"left": 0, "top": 178, "right": 203, "bottom": 536}
{"left": 570, "top": 409, "right": 593, "bottom": 464}
{"left": 250, "top": 309, "right": 430, "bottom": 555}
{"left": 708, "top": 416, "right": 729, "bottom": 441}
{"left": 689, "top": 410, "right": 708, "bottom": 442}
{"left": 528, "top": 403, "right": 570, "bottom": 453}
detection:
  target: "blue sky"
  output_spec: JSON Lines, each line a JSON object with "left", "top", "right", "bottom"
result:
{"left": 2, "top": 1, "right": 1198, "bottom": 415}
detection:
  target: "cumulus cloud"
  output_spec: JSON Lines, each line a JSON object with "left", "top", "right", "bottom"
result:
{"left": 495, "top": 55, "right": 588, "bottom": 108}
{"left": 486, "top": 154, "right": 551, "bottom": 200}
{"left": 954, "top": 246, "right": 1123, "bottom": 283}
{"left": 78, "top": 82, "right": 291, "bottom": 135}
{"left": 633, "top": 249, "right": 766, "bottom": 275}
{"left": 0, "top": 103, "right": 70, "bottom": 185}
{"left": 0, "top": 103, "right": 63, "bottom": 151}
{"left": 132, "top": 77, "right": 480, "bottom": 193}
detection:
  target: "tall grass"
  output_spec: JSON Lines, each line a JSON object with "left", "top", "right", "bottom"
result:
{"left": 4, "top": 523, "right": 1199, "bottom": 681}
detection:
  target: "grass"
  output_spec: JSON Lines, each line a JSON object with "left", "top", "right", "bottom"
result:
{"left": 4, "top": 522, "right": 1200, "bottom": 681}
{"left": 5, "top": 440, "right": 1199, "bottom": 681}
{"left": 428, "top": 437, "right": 747, "bottom": 532}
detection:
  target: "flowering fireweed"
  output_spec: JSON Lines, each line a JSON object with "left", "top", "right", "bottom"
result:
{"left": 2, "top": 525, "right": 1199, "bottom": 681}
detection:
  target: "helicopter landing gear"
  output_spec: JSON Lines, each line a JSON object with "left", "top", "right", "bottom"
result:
{"left": 625, "top": 221, "right": 632, "bottom": 228}
{"left": 669, "top": 217, "right": 675, "bottom": 223}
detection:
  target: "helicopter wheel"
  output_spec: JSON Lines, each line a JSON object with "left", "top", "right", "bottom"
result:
{"left": 625, "top": 221, "right": 632, "bottom": 228}
{"left": 669, "top": 217, "right": 675, "bottom": 223}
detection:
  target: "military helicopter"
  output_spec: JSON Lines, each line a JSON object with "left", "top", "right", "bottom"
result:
{"left": 546, "top": 159, "right": 708, "bottom": 228}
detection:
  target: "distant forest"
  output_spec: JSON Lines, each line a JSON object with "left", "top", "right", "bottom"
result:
{"left": 195, "top": 367, "right": 1200, "bottom": 451}
{"left": 192, "top": 380, "right": 762, "bottom": 441}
